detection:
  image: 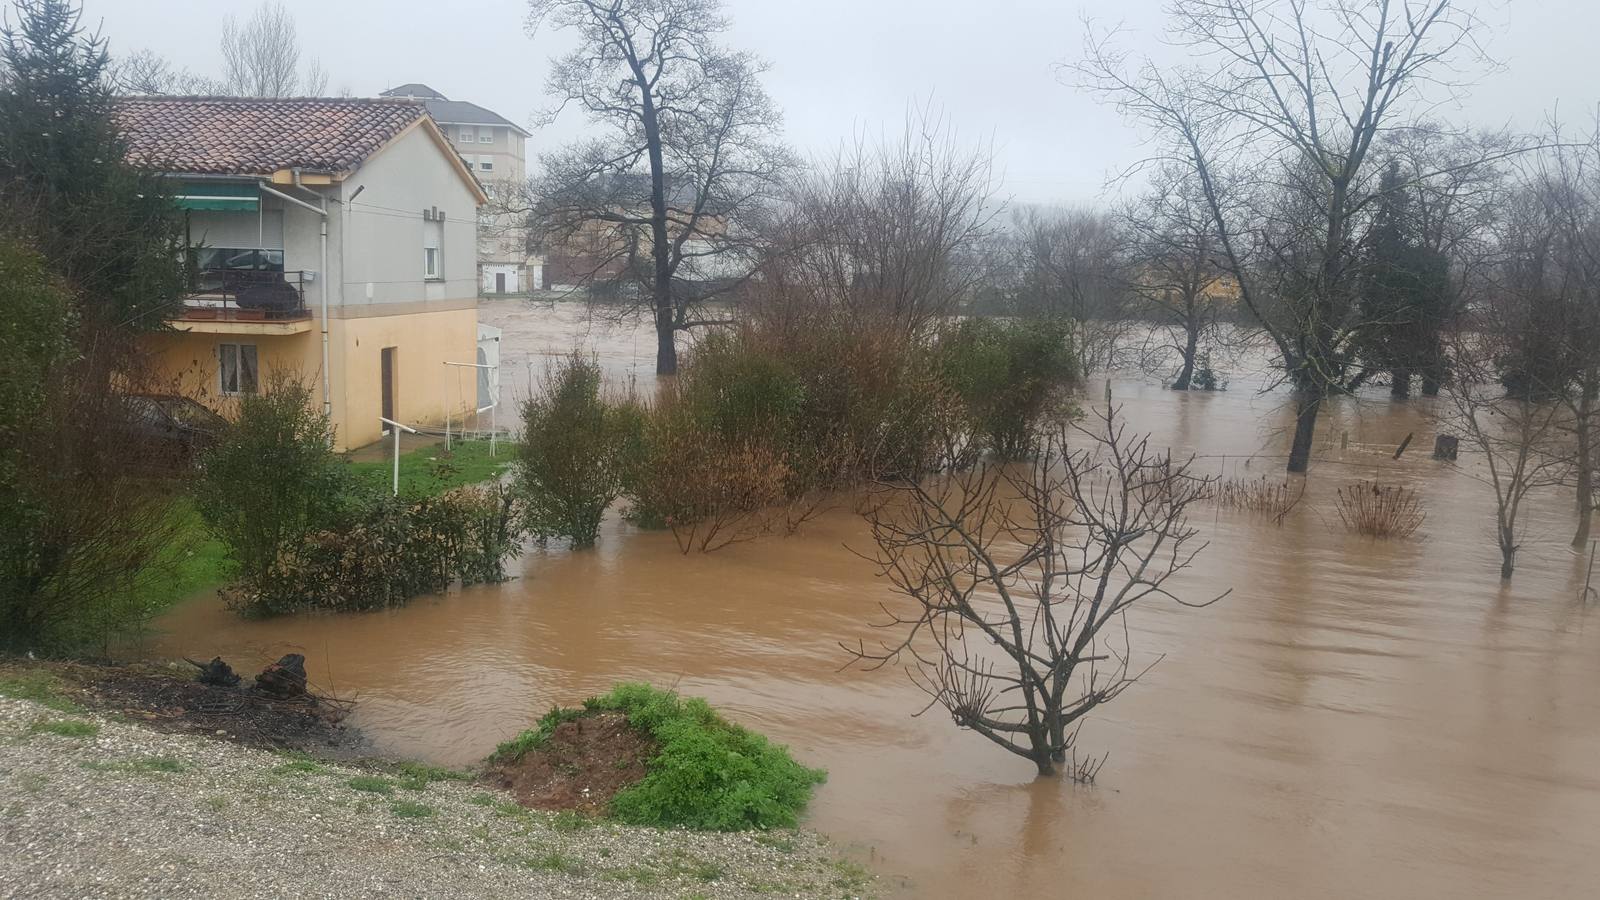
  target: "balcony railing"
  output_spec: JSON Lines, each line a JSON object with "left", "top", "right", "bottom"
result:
{"left": 177, "top": 269, "right": 312, "bottom": 322}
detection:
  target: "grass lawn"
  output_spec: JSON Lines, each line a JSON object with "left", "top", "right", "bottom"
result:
{"left": 129, "top": 495, "right": 237, "bottom": 614}
{"left": 344, "top": 439, "right": 514, "bottom": 498}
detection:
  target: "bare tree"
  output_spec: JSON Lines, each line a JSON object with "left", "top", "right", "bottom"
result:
{"left": 849, "top": 407, "right": 1225, "bottom": 777}
{"left": 106, "top": 48, "right": 224, "bottom": 95}
{"left": 748, "top": 107, "right": 1000, "bottom": 340}
{"left": 1079, "top": 0, "right": 1493, "bottom": 472}
{"left": 1008, "top": 205, "right": 1131, "bottom": 378}
{"left": 1439, "top": 325, "right": 1568, "bottom": 580}
{"left": 1488, "top": 123, "right": 1600, "bottom": 546}
{"left": 220, "top": 1, "right": 326, "bottom": 97}
{"left": 1122, "top": 162, "right": 1231, "bottom": 389}
{"left": 525, "top": 0, "right": 790, "bottom": 375}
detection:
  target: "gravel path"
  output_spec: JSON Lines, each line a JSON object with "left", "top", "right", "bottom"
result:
{"left": 0, "top": 698, "right": 872, "bottom": 900}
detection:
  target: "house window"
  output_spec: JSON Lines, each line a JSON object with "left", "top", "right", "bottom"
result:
{"left": 219, "top": 343, "right": 258, "bottom": 395}
{"left": 460, "top": 126, "right": 474, "bottom": 142}
{"left": 423, "top": 215, "right": 444, "bottom": 280}
{"left": 478, "top": 128, "right": 493, "bottom": 143}
{"left": 478, "top": 157, "right": 493, "bottom": 172}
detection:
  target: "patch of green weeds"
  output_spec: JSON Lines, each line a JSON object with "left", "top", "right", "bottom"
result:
{"left": 549, "top": 810, "right": 590, "bottom": 833}
{"left": 601, "top": 864, "right": 659, "bottom": 885}
{"left": 0, "top": 671, "right": 82, "bottom": 712}
{"left": 127, "top": 755, "right": 185, "bottom": 774}
{"left": 468, "top": 792, "right": 497, "bottom": 807}
{"left": 390, "top": 800, "right": 435, "bottom": 819}
{"left": 29, "top": 718, "right": 98, "bottom": 738}
{"left": 755, "top": 832, "right": 798, "bottom": 853}
{"left": 271, "top": 754, "right": 325, "bottom": 777}
{"left": 346, "top": 775, "right": 395, "bottom": 795}
{"left": 520, "top": 851, "right": 588, "bottom": 875}
{"left": 18, "top": 772, "right": 48, "bottom": 793}
{"left": 204, "top": 796, "right": 229, "bottom": 811}
{"left": 829, "top": 858, "right": 873, "bottom": 893}
{"left": 489, "top": 705, "right": 589, "bottom": 762}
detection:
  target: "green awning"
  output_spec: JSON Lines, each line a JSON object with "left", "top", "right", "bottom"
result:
{"left": 174, "top": 182, "right": 259, "bottom": 211}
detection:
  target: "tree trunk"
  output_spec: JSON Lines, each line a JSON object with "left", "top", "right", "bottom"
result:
{"left": 635, "top": 70, "right": 676, "bottom": 376}
{"left": 1172, "top": 326, "right": 1198, "bottom": 390}
{"left": 1286, "top": 388, "right": 1322, "bottom": 474}
{"left": 1574, "top": 372, "right": 1597, "bottom": 548}
{"left": 1390, "top": 367, "right": 1410, "bottom": 399}
{"left": 1500, "top": 538, "right": 1515, "bottom": 580}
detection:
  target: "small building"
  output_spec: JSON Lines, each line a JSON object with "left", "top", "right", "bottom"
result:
{"left": 380, "top": 83, "right": 541, "bottom": 295}
{"left": 117, "top": 96, "right": 488, "bottom": 450}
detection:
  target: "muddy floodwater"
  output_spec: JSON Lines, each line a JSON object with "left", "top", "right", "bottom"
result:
{"left": 146, "top": 299, "right": 1600, "bottom": 898}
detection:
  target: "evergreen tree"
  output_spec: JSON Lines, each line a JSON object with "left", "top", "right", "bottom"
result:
{"left": 0, "top": 0, "right": 185, "bottom": 329}
{"left": 1359, "top": 162, "right": 1452, "bottom": 398}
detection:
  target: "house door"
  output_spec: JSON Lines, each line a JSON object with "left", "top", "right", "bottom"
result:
{"left": 380, "top": 347, "right": 396, "bottom": 427}
{"left": 495, "top": 272, "right": 506, "bottom": 294}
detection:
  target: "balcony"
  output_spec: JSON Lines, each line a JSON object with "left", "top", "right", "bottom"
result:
{"left": 173, "top": 262, "right": 316, "bottom": 335}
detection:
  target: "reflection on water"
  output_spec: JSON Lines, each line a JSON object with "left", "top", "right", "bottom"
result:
{"left": 144, "top": 302, "right": 1600, "bottom": 899}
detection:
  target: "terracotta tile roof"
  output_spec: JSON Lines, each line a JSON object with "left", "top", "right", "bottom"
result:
{"left": 114, "top": 96, "right": 430, "bottom": 176}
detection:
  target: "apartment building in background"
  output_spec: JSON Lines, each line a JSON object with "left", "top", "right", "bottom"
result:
{"left": 116, "top": 96, "right": 488, "bottom": 450}
{"left": 380, "top": 83, "right": 540, "bottom": 294}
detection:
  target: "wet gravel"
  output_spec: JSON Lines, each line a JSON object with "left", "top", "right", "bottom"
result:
{"left": 0, "top": 698, "right": 872, "bottom": 899}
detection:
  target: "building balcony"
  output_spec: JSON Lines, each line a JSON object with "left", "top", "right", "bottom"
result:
{"left": 172, "top": 267, "right": 316, "bottom": 335}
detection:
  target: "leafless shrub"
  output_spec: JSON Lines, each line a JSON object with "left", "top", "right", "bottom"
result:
{"left": 848, "top": 406, "right": 1227, "bottom": 777}
{"left": 1205, "top": 474, "right": 1304, "bottom": 523}
{"left": 1335, "top": 481, "right": 1426, "bottom": 538}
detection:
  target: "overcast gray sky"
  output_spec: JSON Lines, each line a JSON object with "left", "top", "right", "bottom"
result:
{"left": 85, "top": 0, "right": 1599, "bottom": 205}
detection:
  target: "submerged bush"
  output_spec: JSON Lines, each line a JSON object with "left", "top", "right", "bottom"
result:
{"left": 494, "top": 682, "right": 825, "bottom": 831}
{"left": 229, "top": 482, "right": 522, "bottom": 616}
{"left": 935, "top": 318, "right": 1076, "bottom": 460}
{"left": 515, "top": 352, "right": 641, "bottom": 548}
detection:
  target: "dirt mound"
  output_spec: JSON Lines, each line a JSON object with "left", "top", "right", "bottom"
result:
{"left": 488, "top": 712, "right": 656, "bottom": 815}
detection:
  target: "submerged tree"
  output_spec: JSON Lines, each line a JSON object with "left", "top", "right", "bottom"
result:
{"left": 1122, "top": 162, "right": 1231, "bottom": 390}
{"left": 850, "top": 408, "right": 1225, "bottom": 777}
{"left": 525, "top": 0, "right": 790, "bottom": 375}
{"left": 1357, "top": 161, "right": 1452, "bottom": 398}
{"left": 1079, "top": 0, "right": 1493, "bottom": 472}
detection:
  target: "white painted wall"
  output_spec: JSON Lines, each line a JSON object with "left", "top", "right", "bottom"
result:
{"left": 336, "top": 125, "right": 479, "bottom": 307}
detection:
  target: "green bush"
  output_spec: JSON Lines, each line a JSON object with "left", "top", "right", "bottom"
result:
{"left": 228, "top": 482, "right": 522, "bottom": 616}
{"left": 515, "top": 352, "right": 641, "bottom": 548}
{"left": 935, "top": 318, "right": 1076, "bottom": 460}
{"left": 532, "top": 683, "right": 824, "bottom": 831}
{"left": 194, "top": 374, "right": 352, "bottom": 581}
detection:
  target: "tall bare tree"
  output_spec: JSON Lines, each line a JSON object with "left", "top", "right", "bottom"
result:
{"left": 1489, "top": 123, "right": 1600, "bottom": 546}
{"left": 1122, "top": 162, "right": 1231, "bottom": 389}
{"left": 748, "top": 107, "right": 1000, "bottom": 340}
{"left": 220, "top": 1, "right": 326, "bottom": 97}
{"left": 850, "top": 408, "right": 1225, "bottom": 777}
{"left": 1079, "top": 0, "right": 1492, "bottom": 472}
{"left": 526, "top": 0, "right": 790, "bottom": 375}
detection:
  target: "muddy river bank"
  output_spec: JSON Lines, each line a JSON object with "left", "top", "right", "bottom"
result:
{"left": 143, "top": 300, "right": 1600, "bottom": 898}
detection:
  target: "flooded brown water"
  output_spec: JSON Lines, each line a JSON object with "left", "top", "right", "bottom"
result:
{"left": 145, "top": 300, "right": 1600, "bottom": 898}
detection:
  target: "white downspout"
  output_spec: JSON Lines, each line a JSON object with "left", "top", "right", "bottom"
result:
{"left": 262, "top": 174, "right": 334, "bottom": 419}
{"left": 319, "top": 206, "right": 330, "bottom": 417}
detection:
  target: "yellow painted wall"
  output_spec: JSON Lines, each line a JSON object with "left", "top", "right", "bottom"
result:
{"left": 330, "top": 303, "right": 479, "bottom": 450}
{"left": 140, "top": 328, "right": 321, "bottom": 421}
{"left": 139, "top": 301, "right": 477, "bottom": 451}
